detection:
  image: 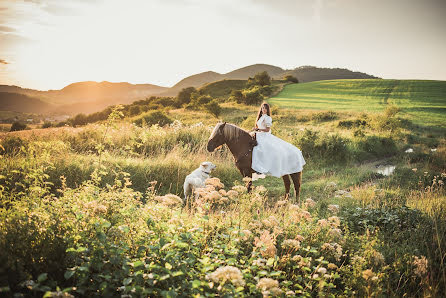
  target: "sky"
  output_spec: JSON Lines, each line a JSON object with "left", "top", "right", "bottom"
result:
{"left": 0, "top": 0, "right": 445, "bottom": 90}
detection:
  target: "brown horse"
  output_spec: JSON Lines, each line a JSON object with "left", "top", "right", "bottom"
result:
{"left": 207, "top": 122, "right": 302, "bottom": 200}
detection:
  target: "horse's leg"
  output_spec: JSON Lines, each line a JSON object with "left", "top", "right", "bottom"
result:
{"left": 246, "top": 179, "right": 253, "bottom": 193}
{"left": 282, "top": 175, "right": 291, "bottom": 199}
{"left": 290, "top": 172, "right": 302, "bottom": 203}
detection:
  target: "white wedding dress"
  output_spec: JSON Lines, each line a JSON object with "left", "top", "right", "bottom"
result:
{"left": 252, "top": 114, "right": 306, "bottom": 178}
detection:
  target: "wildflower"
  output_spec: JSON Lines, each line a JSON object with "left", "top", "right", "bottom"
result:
{"left": 334, "top": 190, "right": 349, "bottom": 196}
{"left": 295, "top": 235, "right": 305, "bottom": 242}
{"left": 226, "top": 190, "right": 239, "bottom": 198}
{"left": 372, "top": 251, "right": 385, "bottom": 266}
{"left": 430, "top": 148, "right": 437, "bottom": 152}
{"left": 328, "top": 263, "right": 338, "bottom": 270}
{"left": 289, "top": 204, "right": 300, "bottom": 212}
{"left": 257, "top": 278, "right": 281, "bottom": 296}
{"left": 282, "top": 239, "right": 301, "bottom": 251}
{"left": 252, "top": 258, "right": 267, "bottom": 267}
{"left": 317, "top": 267, "right": 327, "bottom": 274}
{"left": 312, "top": 273, "right": 319, "bottom": 279}
{"left": 249, "top": 220, "right": 262, "bottom": 230}
{"left": 321, "top": 242, "right": 343, "bottom": 261}
{"left": 328, "top": 204, "right": 340, "bottom": 214}
{"left": 318, "top": 219, "right": 329, "bottom": 228}
{"left": 206, "top": 266, "right": 245, "bottom": 287}
{"left": 325, "top": 182, "right": 337, "bottom": 189}
{"left": 413, "top": 255, "right": 428, "bottom": 278}
{"left": 256, "top": 185, "right": 267, "bottom": 193}
{"left": 276, "top": 200, "right": 288, "bottom": 207}
{"left": 286, "top": 290, "right": 295, "bottom": 296}
{"left": 412, "top": 168, "right": 417, "bottom": 172}
{"left": 155, "top": 194, "right": 183, "bottom": 207}
{"left": 362, "top": 269, "right": 375, "bottom": 280}
{"left": 262, "top": 216, "right": 279, "bottom": 228}
{"left": 204, "top": 190, "right": 222, "bottom": 203}
{"left": 292, "top": 255, "right": 311, "bottom": 267}
{"left": 254, "top": 230, "right": 277, "bottom": 258}
{"left": 328, "top": 228, "right": 343, "bottom": 239}
{"left": 328, "top": 216, "right": 341, "bottom": 228}
{"left": 240, "top": 229, "right": 252, "bottom": 241}
{"left": 232, "top": 185, "right": 246, "bottom": 193}
{"left": 305, "top": 198, "right": 316, "bottom": 208}
{"left": 405, "top": 148, "right": 414, "bottom": 153}
{"left": 168, "top": 216, "right": 184, "bottom": 226}
{"left": 84, "top": 200, "right": 108, "bottom": 215}
{"left": 205, "top": 177, "right": 224, "bottom": 189}
{"left": 219, "top": 196, "right": 229, "bottom": 204}
{"left": 219, "top": 189, "right": 227, "bottom": 196}
{"left": 242, "top": 176, "right": 252, "bottom": 182}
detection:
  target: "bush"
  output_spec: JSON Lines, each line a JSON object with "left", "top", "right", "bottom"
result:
{"left": 293, "top": 129, "right": 349, "bottom": 162}
{"left": 129, "top": 105, "right": 141, "bottom": 116}
{"left": 0, "top": 136, "right": 29, "bottom": 155}
{"left": 338, "top": 119, "right": 368, "bottom": 129}
{"left": 312, "top": 111, "right": 338, "bottom": 122}
{"left": 177, "top": 87, "right": 197, "bottom": 105}
{"left": 353, "top": 135, "right": 398, "bottom": 159}
{"left": 204, "top": 100, "right": 222, "bottom": 118}
{"left": 242, "top": 88, "right": 263, "bottom": 105}
{"left": 41, "top": 121, "right": 53, "bottom": 129}
{"left": 10, "top": 121, "right": 27, "bottom": 132}
{"left": 284, "top": 75, "right": 299, "bottom": 83}
{"left": 133, "top": 111, "right": 173, "bottom": 127}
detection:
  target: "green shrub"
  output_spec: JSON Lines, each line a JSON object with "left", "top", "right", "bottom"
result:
{"left": 293, "top": 129, "right": 349, "bottom": 162}
{"left": 0, "top": 136, "right": 28, "bottom": 155}
{"left": 312, "top": 111, "right": 338, "bottom": 122}
{"left": 133, "top": 111, "right": 173, "bottom": 127}
{"left": 204, "top": 100, "right": 222, "bottom": 118}
{"left": 353, "top": 135, "right": 398, "bottom": 159}
{"left": 10, "top": 121, "right": 27, "bottom": 132}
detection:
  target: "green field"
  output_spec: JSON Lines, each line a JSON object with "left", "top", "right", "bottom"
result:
{"left": 269, "top": 79, "right": 446, "bottom": 128}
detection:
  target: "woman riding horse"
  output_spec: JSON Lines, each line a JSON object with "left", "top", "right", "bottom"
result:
{"left": 207, "top": 103, "right": 305, "bottom": 200}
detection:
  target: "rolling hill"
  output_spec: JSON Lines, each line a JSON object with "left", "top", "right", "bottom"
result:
{"left": 0, "top": 64, "right": 379, "bottom": 116}
{"left": 0, "top": 92, "right": 54, "bottom": 113}
{"left": 268, "top": 79, "right": 446, "bottom": 128}
{"left": 163, "top": 64, "right": 378, "bottom": 96}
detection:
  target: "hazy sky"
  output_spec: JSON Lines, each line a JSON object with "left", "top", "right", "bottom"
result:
{"left": 0, "top": 0, "right": 445, "bottom": 90}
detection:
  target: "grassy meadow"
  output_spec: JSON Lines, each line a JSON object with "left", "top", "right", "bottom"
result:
{"left": 269, "top": 79, "right": 446, "bottom": 128}
{"left": 0, "top": 80, "right": 445, "bottom": 297}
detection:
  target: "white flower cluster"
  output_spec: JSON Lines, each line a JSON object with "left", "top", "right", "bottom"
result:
{"left": 206, "top": 266, "right": 245, "bottom": 287}
{"left": 257, "top": 278, "right": 281, "bottom": 297}
{"left": 282, "top": 239, "right": 301, "bottom": 251}
{"left": 155, "top": 194, "right": 183, "bottom": 207}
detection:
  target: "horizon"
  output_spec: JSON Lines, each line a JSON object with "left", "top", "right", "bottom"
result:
{"left": 0, "top": 0, "right": 445, "bottom": 90}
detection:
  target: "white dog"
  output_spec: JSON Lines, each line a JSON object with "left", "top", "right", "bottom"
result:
{"left": 183, "top": 161, "right": 216, "bottom": 200}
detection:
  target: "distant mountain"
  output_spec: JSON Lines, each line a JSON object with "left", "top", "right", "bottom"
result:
{"left": 0, "top": 81, "right": 168, "bottom": 115}
{"left": 0, "top": 92, "right": 53, "bottom": 113}
{"left": 223, "top": 64, "right": 285, "bottom": 80}
{"left": 163, "top": 64, "right": 379, "bottom": 96}
{"left": 283, "top": 66, "right": 380, "bottom": 83}
{"left": 0, "top": 64, "right": 380, "bottom": 116}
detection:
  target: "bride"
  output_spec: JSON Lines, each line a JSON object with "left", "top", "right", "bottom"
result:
{"left": 252, "top": 102, "right": 306, "bottom": 178}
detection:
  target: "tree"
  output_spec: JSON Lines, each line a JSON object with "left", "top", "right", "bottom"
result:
{"left": 242, "top": 88, "right": 263, "bottom": 105}
{"left": 10, "top": 121, "right": 27, "bottom": 132}
{"left": 204, "top": 100, "right": 222, "bottom": 118}
{"left": 129, "top": 105, "right": 141, "bottom": 116}
{"left": 254, "top": 71, "right": 271, "bottom": 86}
{"left": 177, "top": 87, "right": 197, "bottom": 105}
{"left": 229, "top": 90, "right": 244, "bottom": 103}
{"left": 284, "top": 75, "right": 299, "bottom": 83}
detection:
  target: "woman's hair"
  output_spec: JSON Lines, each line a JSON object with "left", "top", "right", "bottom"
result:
{"left": 255, "top": 102, "right": 271, "bottom": 127}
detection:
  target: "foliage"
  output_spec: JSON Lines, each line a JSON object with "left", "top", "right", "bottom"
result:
{"left": 133, "top": 111, "right": 173, "bottom": 127}
{"left": 177, "top": 87, "right": 197, "bottom": 105}
{"left": 283, "top": 75, "right": 299, "bottom": 83}
{"left": 10, "top": 121, "right": 27, "bottom": 132}
{"left": 204, "top": 100, "right": 222, "bottom": 118}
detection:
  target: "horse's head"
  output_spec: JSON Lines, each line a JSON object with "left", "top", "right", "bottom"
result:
{"left": 207, "top": 122, "right": 226, "bottom": 152}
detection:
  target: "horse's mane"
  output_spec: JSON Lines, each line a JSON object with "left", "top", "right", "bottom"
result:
{"left": 209, "top": 123, "right": 249, "bottom": 142}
